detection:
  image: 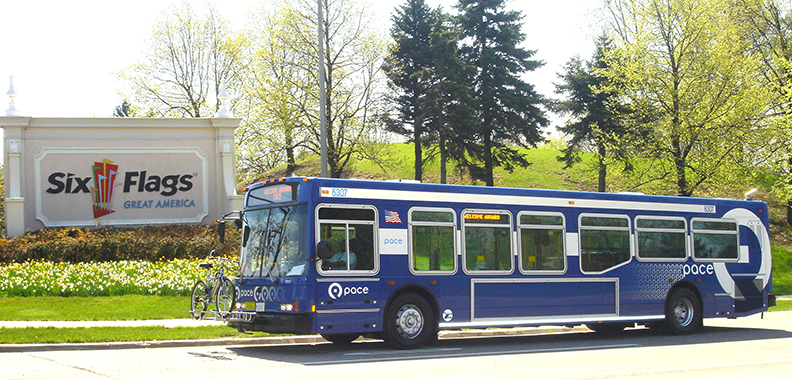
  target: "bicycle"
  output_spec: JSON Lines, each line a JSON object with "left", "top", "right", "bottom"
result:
{"left": 190, "top": 251, "right": 237, "bottom": 320}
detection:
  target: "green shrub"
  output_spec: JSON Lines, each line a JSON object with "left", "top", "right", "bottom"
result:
{"left": 0, "top": 224, "right": 240, "bottom": 264}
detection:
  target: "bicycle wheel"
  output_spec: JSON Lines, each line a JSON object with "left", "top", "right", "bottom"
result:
{"left": 215, "top": 277, "right": 236, "bottom": 314}
{"left": 190, "top": 280, "right": 209, "bottom": 319}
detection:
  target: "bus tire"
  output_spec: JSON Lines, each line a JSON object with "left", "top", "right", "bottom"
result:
{"left": 664, "top": 288, "right": 702, "bottom": 335}
{"left": 321, "top": 333, "right": 360, "bottom": 345}
{"left": 384, "top": 293, "right": 435, "bottom": 350}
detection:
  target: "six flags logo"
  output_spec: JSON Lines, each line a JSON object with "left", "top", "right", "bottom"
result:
{"left": 92, "top": 159, "right": 120, "bottom": 219}
{"left": 46, "top": 158, "right": 196, "bottom": 219}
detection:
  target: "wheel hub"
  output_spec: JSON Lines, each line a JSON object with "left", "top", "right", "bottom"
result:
{"left": 674, "top": 298, "right": 694, "bottom": 327}
{"left": 396, "top": 304, "right": 423, "bottom": 339}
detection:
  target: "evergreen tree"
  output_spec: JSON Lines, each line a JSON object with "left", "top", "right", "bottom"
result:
{"left": 554, "top": 35, "right": 633, "bottom": 192}
{"left": 112, "top": 100, "right": 134, "bottom": 117}
{"left": 384, "top": 0, "right": 436, "bottom": 181}
{"left": 424, "top": 8, "right": 473, "bottom": 184}
{"left": 456, "top": 0, "right": 548, "bottom": 186}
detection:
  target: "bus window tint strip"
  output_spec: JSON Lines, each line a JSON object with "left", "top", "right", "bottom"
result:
{"left": 691, "top": 220, "right": 737, "bottom": 231}
{"left": 636, "top": 218, "right": 685, "bottom": 229}
{"left": 520, "top": 214, "right": 563, "bottom": 226}
{"left": 411, "top": 210, "right": 454, "bottom": 223}
{"left": 581, "top": 216, "right": 629, "bottom": 228}
{"left": 319, "top": 207, "right": 376, "bottom": 221}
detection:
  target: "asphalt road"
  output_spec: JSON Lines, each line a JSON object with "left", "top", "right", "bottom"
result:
{"left": 3, "top": 311, "right": 792, "bottom": 380}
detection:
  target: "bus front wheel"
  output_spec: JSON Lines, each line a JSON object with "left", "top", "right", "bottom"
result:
{"left": 383, "top": 293, "right": 435, "bottom": 349}
{"left": 664, "top": 288, "right": 702, "bottom": 335}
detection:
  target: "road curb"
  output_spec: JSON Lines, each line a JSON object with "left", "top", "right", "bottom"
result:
{"left": 0, "top": 326, "right": 588, "bottom": 353}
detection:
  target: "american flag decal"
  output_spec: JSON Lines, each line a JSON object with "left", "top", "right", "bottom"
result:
{"left": 384, "top": 210, "right": 402, "bottom": 224}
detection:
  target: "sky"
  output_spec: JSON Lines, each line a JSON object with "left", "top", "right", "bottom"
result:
{"left": 0, "top": 0, "right": 602, "bottom": 126}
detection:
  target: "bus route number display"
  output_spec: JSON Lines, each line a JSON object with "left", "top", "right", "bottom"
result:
{"left": 464, "top": 212, "right": 510, "bottom": 224}
{"left": 247, "top": 184, "right": 295, "bottom": 206}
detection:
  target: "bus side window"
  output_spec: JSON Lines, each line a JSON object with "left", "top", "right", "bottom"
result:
{"left": 518, "top": 213, "right": 565, "bottom": 273}
{"left": 409, "top": 209, "right": 456, "bottom": 273}
{"left": 691, "top": 219, "right": 738, "bottom": 260}
{"left": 317, "top": 206, "right": 378, "bottom": 273}
{"left": 579, "top": 214, "right": 631, "bottom": 273}
{"left": 635, "top": 217, "right": 687, "bottom": 260}
{"left": 462, "top": 210, "right": 513, "bottom": 273}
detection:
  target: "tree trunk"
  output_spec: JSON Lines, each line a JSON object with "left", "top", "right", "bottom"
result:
{"left": 597, "top": 142, "right": 607, "bottom": 192}
{"left": 483, "top": 131, "right": 494, "bottom": 187}
{"left": 285, "top": 127, "right": 295, "bottom": 176}
{"left": 787, "top": 202, "right": 792, "bottom": 225}
{"left": 439, "top": 131, "right": 447, "bottom": 184}
{"left": 671, "top": 136, "right": 690, "bottom": 196}
{"left": 414, "top": 114, "right": 423, "bottom": 182}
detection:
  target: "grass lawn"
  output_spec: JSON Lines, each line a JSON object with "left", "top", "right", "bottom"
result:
{"left": 0, "top": 325, "right": 272, "bottom": 344}
{"left": 0, "top": 297, "right": 788, "bottom": 345}
{"left": 0, "top": 295, "right": 189, "bottom": 321}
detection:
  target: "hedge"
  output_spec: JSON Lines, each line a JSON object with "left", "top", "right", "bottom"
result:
{"left": 0, "top": 224, "right": 240, "bottom": 264}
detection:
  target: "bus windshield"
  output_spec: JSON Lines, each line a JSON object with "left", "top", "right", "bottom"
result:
{"left": 239, "top": 204, "right": 308, "bottom": 278}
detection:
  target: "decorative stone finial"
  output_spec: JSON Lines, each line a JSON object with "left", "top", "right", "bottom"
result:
{"left": 5, "top": 75, "right": 21, "bottom": 117}
{"left": 215, "top": 81, "right": 234, "bottom": 118}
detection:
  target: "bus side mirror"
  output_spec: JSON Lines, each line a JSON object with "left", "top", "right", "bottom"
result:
{"left": 217, "top": 221, "right": 226, "bottom": 244}
{"left": 242, "top": 226, "right": 250, "bottom": 248}
{"left": 316, "top": 241, "right": 333, "bottom": 261}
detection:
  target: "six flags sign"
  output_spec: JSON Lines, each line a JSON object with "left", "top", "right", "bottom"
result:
{"left": 36, "top": 149, "right": 208, "bottom": 227}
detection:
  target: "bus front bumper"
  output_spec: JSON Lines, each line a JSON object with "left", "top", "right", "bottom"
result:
{"left": 228, "top": 311, "right": 312, "bottom": 334}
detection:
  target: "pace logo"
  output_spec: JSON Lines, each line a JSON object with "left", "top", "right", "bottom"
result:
{"left": 327, "top": 282, "right": 369, "bottom": 299}
{"left": 328, "top": 283, "right": 343, "bottom": 299}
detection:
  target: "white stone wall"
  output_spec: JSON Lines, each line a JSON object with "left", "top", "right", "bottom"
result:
{"left": 1, "top": 117, "right": 242, "bottom": 237}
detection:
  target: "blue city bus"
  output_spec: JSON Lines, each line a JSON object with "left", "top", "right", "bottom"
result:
{"left": 227, "top": 176, "right": 775, "bottom": 349}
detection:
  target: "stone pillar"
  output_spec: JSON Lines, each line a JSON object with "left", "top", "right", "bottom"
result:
{"left": 3, "top": 118, "right": 31, "bottom": 237}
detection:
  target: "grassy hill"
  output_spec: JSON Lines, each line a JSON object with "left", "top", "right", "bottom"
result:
{"left": 247, "top": 142, "right": 792, "bottom": 295}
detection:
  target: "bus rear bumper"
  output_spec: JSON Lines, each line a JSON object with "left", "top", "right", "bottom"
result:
{"left": 769, "top": 293, "right": 777, "bottom": 308}
{"left": 228, "top": 311, "right": 312, "bottom": 335}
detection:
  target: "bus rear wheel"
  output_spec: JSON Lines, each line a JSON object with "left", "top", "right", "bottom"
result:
{"left": 663, "top": 288, "right": 702, "bottom": 335}
{"left": 384, "top": 293, "right": 435, "bottom": 349}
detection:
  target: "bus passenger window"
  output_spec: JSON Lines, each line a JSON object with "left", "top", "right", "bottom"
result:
{"left": 463, "top": 210, "right": 512, "bottom": 273}
{"left": 579, "top": 215, "right": 631, "bottom": 273}
{"left": 409, "top": 210, "right": 456, "bottom": 273}
{"left": 636, "top": 217, "right": 687, "bottom": 260}
{"left": 692, "top": 219, "right": 738, "bottom": 260}
{"left": 519, "top": 213, "right": 565, "bottom": 272}
{"left": 317, "top": 206, "right": 377, "bottom": 273}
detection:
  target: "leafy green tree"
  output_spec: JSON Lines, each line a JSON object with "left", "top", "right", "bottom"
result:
{"left": 736, "top": 0, "right": 792, "bottom": 222}
{"left": 264, "top": 0, "right": 388, "bottom": 178}
{"left": 456, "top": 0, "right": 548, "bottom": 186}
{"left": 604, "top": 0, "right": 768, "bottom": 196}
{"left": 119, "top": 3, "right": 249, "bottom": 118}
{"left": 554, "top": 35, "right": 635, "bottom": 192}
{"left": 237, "top": 5, "right": 313, "bottom": 178}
